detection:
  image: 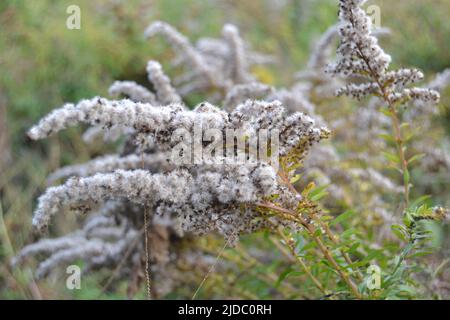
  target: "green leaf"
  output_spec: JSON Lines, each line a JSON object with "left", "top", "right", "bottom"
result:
{"left": 287, "top": 162, "right": 303, "bottom": 172}
{"left": 351, "top": 249, "right": 383, "bottom": 267}
{"left": 290, "top": 173, "right": 302, "bottom": 184}
{"left": 400, "top": 122, "right": 410, "bottom": 130}
{"left": 408, "top": 153, "right": 426, "bottom": 165}
{"left": 313, "top": 228, "right": 323, "bottom": 237}
{"left": 403, "top": 169, "right": 410, "bottom": 187}
{"left": 302, "top": 182, "right": 316, "bottom": 197}
{"left": 378, "top": 133, "right": 395, "bottom": 144}
{"left": 294, "top": 235, "right": 305, "bottom": 255}
{"left": 347, "top": 241, "right": 361, "bottom": 254}
{"left": 396, "top": 284, "right": 416, "bottom": 295}
{"left": 404, "top": 133, "right": 414, "bottom": 143}
{"left": 382, "top": 151, "right": 400, "bottom": 164}
{"left": 410, "top": 195, "right": 431, "bottom": 210}
{"left": 276, "top": 268, "right": 303, "bottom": 286}
{"left": 340, "top": 228, "right": 357, "bottom": 239}
{"left": 311, "top": 191, "right": 328, "bottom": 202}
{"left": 391, "top": 225, "right": 407, "bottom": 242}
{"left": 380, "top": 108, "right": 392, "bottom": 117}
{"left": 309, "top": 184, "right": 329, "bottom": 202}
{"left": 410, "top": 250, "right": 433, "bottom": 258}
{"left": 330, "top": 210, "right": 354, "bottom": 226}
{"left": 276, "top": 267, "right": 293, "bottom": 286}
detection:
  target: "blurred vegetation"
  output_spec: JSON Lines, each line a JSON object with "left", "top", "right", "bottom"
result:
{"left": 0, "top": 0, "right": 449, "bottom": 299}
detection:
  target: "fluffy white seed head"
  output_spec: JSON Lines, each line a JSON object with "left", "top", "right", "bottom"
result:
{"left": 146, "top": 60, "right": 183, "bottom": 105}
{"left": 109, "top": 81, "right": 157, "bottom": 104}
{"left": 222, "top": 24, "right": 253, "bottom": 84}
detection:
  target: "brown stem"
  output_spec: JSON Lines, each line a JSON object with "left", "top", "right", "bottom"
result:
{"left": 320, "top": 222, "right": 364, "bottom": 281}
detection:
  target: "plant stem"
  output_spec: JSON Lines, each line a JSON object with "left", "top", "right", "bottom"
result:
{"left": 278, "top": 167, "right": 363, "bottom": 281}
{"left": 276, "top": 228, "right": 331, "bottom": 296}
{"left": 201, "top": 243, "right": 303, "bottom": 298}
{"left": 258, "top": 201, "right": 362, "bottom": 299}
{"left": 387, "top": 108, "right": 410, "bottom": 207}
{"left": 350, "top": 17, "right": 410, "bottom": 209}
{"left": 0, "top": 201, "right": 14, "bottom": 258}
{"left": 320, "top": 222, "right": 364, "bottom": 281}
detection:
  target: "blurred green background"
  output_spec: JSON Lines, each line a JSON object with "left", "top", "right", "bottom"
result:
{"left": 1, "top": 0, "right": 449, "bottom": 144}
{"left": 0, "top": 0, "right": 449, "bottom": 299}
